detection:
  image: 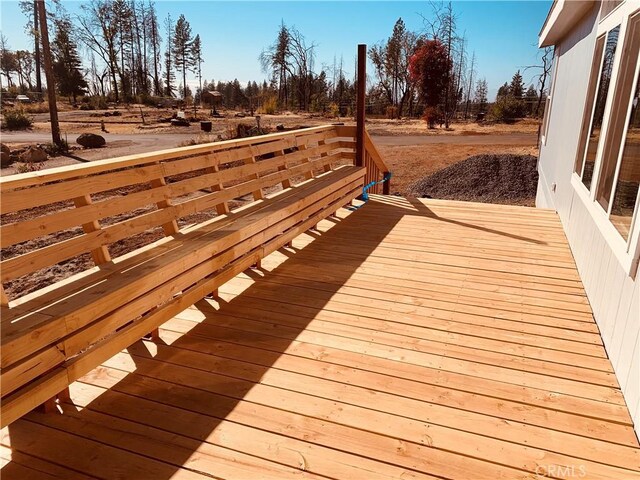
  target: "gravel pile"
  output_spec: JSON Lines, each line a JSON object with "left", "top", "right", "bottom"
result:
{"left": 410, "top": 153, "right": 538, "bottom": 205}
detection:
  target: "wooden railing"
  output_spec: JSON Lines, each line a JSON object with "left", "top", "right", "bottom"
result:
{"left": 0, "top": 124, "right": 391, "bottom": 427}
{"left": 335, "top": 125, "right": 391, "bottom": 195}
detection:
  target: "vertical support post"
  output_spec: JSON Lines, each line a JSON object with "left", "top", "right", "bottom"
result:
{"left": 74, "top": 194, "right": 111, "bottom": 265}
{"left": 356, "top": 44, "right": 366, "bottom": 168}
{"left": 1, "top": 285, "right": 9, "bottom": 307}
{"left": 244, "top": 153, "right": 264, "bottom": 200}
{"left": 207, "top": 163, "right": 230, "bottom": 214}
{"left": 276, "top": 149, "right": 292, "bottom": 189}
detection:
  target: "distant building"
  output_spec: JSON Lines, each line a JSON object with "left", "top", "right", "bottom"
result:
{"left": 538, "top": 0, "right": 639, "bottom": 434}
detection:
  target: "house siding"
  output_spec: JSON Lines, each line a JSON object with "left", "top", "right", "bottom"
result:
{"left": 537, "top": 5, "right": 640, "bottom": 435}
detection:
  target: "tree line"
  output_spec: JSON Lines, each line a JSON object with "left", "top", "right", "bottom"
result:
{"left": 0, "top": 0, "right": 551, "bottom": 124}
{"left": 1, "top": 0, "right": 203, "bottom": 104}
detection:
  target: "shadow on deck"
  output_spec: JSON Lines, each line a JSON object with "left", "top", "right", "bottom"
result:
{"left": 2, "top": 196, "right": 640, "bottom": 479}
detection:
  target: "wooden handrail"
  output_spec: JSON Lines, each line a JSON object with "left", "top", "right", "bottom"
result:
{"left": 0, "top": 121, "right": 366, "bottom": 427}
{"left": 0, "top": 125, "right": 337, "bottom": 191}
{"left": 364, "top": 130, "right": 389, "bottom": 175}
{"left": 333, "top": 124, "right": 391, "bottom": 195}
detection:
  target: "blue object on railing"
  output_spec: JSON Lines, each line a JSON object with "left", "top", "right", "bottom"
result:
{"left": 348, "top": 172, "right": 392, "bottom": 210}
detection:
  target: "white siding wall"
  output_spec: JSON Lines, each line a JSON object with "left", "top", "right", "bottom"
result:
{"left": 537, "top": 6, "right": 640, "bottom": 435}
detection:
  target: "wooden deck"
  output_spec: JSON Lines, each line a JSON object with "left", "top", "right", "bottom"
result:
{"left": 2, "top": 195, "right": 639, "bottom": 480}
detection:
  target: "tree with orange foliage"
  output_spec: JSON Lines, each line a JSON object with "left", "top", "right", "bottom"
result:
{"left": 409, "top": 39, "right": 450, "bottom": 128}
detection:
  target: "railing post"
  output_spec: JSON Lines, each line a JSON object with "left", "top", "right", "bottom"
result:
{"left": 356, "top": 44, "right": 366, "bottom": 168}
{"left": 383, "top": 173, "right": 391, "bottom": 195}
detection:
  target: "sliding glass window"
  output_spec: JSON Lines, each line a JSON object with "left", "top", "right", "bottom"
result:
{"left": 576, "top": 26, "right": 620, "bottom": 189}
{"left": 609, "top": 71, "right": 640, "bottom": 240}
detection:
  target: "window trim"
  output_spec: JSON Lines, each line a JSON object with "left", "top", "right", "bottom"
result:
{"left": 574, "top": 33, "right": 607, "bottom": 179}
{"left": 597, "top": 22, "right": 640, "bottom": 219}
{"left": 570, "top": 4, "right": 640, "bottom": 277}
{"left": 600, "top": 0, "right": 625, "bottom": 23}
{"left": 540, "top": 47, "right": 559, "bottom": 147}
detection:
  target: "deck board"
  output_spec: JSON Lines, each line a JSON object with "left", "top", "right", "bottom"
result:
{"left": 2, "top": 196, "right": 640, "bottom": 479}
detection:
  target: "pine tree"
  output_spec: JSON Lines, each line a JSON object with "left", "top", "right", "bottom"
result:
{"left": 525, "top": 84, "right": 538, "bottom": 115}
{"left": 510, "top": 70, "right": 524, "bottom": 98}
{"left": 163, "top": 13, "right": 175, "bottom": 96}
{"left": 172, "top": 14, "right": 195, "bottom": 100}
{"left": 496, "top": 82, "right": 510, "bottom": 99}
{"left": 52, "top": 17, "right": 88, "bottom": 102}
{"left": 192, "top": 34, "right": 203, "bottom": 101}
{"left": 474, "top": 78, "right": 488, "bottom": 112}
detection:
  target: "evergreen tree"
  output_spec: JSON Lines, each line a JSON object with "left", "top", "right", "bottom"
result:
{"left": 510, "top": 70, "right": 524, "bottom": 98}
{"left": 172, "top": 14, "right": 195, "bottom": 100}
{"left": 52, "top": 17, "right": 88, "bottom": 102}
{"left": 163, "top": 13, "right": 175, "bottom": 96}
{"left": 525, "top": 84, "right": 538, "bottom": 115}
{"left": 192, "top": 34, "right": 203, "bottom": 102}
{"left": 496, "top": 82, "right": 510, "bottom": 99}
{"left": 474, "top": 78, "right": 488, "bottom": 112}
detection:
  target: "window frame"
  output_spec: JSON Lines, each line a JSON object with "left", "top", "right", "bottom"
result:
{"left": 574, "top": 33, "right": 608, "bottom": 179}
{"left": 570, "top": 4, "right": 640, "bottom": 276}
{"left": 540, "top": 47, "right": 559, "bottom": 147}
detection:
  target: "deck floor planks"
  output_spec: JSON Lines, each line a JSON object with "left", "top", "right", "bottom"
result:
{"left": 2, "top": 196, "right": 639, "bottom": 479}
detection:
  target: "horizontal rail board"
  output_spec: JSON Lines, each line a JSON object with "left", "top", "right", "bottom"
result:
{"left": 0, "top": 124, "right": 386, "bottom": 429}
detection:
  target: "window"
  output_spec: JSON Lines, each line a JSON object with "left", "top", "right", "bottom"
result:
{"left": 610, "top": 71, "right": 640, "bottom": 240}
{"left": 596, "top": 12, "right": 640, "bottom": 221}
{"left": 570, "top": 6, "right": 640, "bottom": 272}
{"left": 577, "top": 26, "right": 620, "bottom": 189}
{"left": 575, "top": 35, "right": 606, "bottom": 175}
{"left": 540, "top": 48, "right": 558, "bottom": 146}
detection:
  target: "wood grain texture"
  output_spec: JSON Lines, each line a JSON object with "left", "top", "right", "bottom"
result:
{"left": 1, "top": 195, "right": 639, "bottom": 480}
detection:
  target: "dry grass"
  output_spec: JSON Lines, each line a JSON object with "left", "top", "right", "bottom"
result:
{"left": 366, "top": 118, "right": 540, "bottom": 136}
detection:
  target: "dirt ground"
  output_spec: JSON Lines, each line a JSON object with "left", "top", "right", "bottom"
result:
{"left": 3, "top": 107, "right": 540, "bottom": 193}
{"left": 13, "top": 103, "right": 539, "bottom": 137}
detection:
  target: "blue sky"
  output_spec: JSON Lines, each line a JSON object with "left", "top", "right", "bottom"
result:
{"left": 0, "top": 1, "right": 552, "bottom": 98}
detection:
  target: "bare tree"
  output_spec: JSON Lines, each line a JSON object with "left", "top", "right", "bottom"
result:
{"left": 524, "top": 46, "right": 554, "bottom": 116}
{"left": 147, "top": 1, "right": 161, "bottom": 95}
{"left": 19, "top": 1, "right": 43, "bottom": 92}
{"left": 77, "top": 0, "right": 121, "bottom": 101}
{"left": 15, "top": 50, "right": 35, "bottom": 89}
{"left": 287, "top": 26, "right": 316, "bottom": 110}
{"left": 368, "top": 18, "right": 419, "bottom": 118}
{"left": 464, "top": 51, "right": 476, "bottom": 119}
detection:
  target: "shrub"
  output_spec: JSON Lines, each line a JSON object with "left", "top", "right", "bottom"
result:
{"left": 23, "top": 102, "right": 49, "bottom": 114}
{"left": 89, "top": 96, "right": 108, "bottom": 110}
{"left": 329, "top": 102, "right": 340, "bottom": 118}
{"left": 43, "top": 140, "right": 69, "bottom": 156}
{"left": 491, "top": 95, "right": 525, "bottom": 123}
{"left": 385, "top": 105, "right": 398, "bottom": 119}
{"left": 259, "top": 95, "right": 278, "bottom": 115}
{"left": 2, "top": 108, "right": 33, "bottom": 130}
{"left": 422, "top": 106, "right": 443, "bottom": 129}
